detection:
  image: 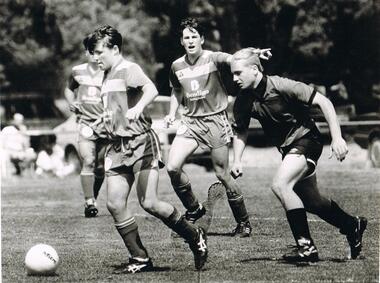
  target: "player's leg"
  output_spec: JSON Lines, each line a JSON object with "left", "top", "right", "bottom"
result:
{"left": 271, "top": 154, "right": 319, "bottom": 262}
{"left": 78, "top": 138, "right": 98, "bottom": 217}
{"left": 106, "top": 171, "right": 152, "bottom": 273}
{"left": 210, "top": 145, "right": 251, "bottom": 237}
{"left": 134, "top": 165, "right": 208, "bottom": 270}
{"left": 166, "top": 135, "right": 205, "bottom": 222}
{"left": 294, "top": 174, "right": 367, "bottom": 259}
{"left": 93, "top": 139, "right": 106, "bottom": 200}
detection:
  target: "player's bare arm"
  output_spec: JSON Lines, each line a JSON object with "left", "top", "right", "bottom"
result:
{"left": 64, "top": 87, "right": 80, "bottom": 114}
{"left": 231, "top": 130, "right": 248, "bottom": 178}
{"left": 164, "top": 87, "right": 182, "bottom": 127}
{"left": 312, "top": 92, "right": 348, "bottom": 161}
{"left": 125, "top": 83, "right": 158, "bottom": 120}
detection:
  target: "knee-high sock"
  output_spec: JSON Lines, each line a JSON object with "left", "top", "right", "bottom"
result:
{"left": 286, "top": 208, "right": 314, "bottom": 246}
{"left": 81, "top": 173, "right": 95, "bottom": 200}
{"left": 227, "top": 191, "right": 249, "bottom": 223}
{"left": 93, "top": 174, "right": 104, "bottom": 199}
{"left": 174, "top": 182, "right": 200, "bottom": 212}
{"left": 311, "top": 200, "right": 356, "bottom": 235}
{"left": 160, "top": 207, "right": 198, "bottom": 241}
{"left": 115, "top": 217, "right": 148, "bottom": 259}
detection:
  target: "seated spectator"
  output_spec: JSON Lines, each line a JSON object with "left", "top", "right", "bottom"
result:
{"left": 1, "top": 113, "right": 36, "bottom": 176}
{"left": 35, "top": 136, "right": 75, "bottom": 178}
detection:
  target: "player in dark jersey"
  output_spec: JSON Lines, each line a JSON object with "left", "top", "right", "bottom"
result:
{"left": 65, "top": 35, "right": 107, "bottom": 218}
{"left": 165, "top": 18, "right": 271, "bottom": 237}
{"left": 87, "top": 25, "right": 207, "bottom": 273}
{"left": 230, "top": 48, "right": 367, "bottom": 262}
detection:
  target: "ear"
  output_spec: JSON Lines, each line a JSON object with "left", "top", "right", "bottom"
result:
{"left": 200, "top": 36, "right": 205, "bottom": 45}
{"left": 180, "top": 37, "right": 184, "bottom": 47}
{"left": 112, "top": 45, "right": 119, "bottom": 55}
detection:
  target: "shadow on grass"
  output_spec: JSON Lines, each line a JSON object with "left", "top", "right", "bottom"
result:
{"left": 206, "top": 232, "right": 233, "bottom": 237}
{"left": 111, "top": 263, "right": 171, "bottom": 274}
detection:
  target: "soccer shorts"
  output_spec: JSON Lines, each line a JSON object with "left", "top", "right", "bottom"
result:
{"left": 280, "top": 130, "right": 323, "bottom": 177}
{"left": 178, "top": 111, "right": 233, "bottom": 149}
{"left": 104, "top": 130, "right": 164, "bottom": 176}
{"left": 78, "top": 120, "right": 108, "bottom": 142}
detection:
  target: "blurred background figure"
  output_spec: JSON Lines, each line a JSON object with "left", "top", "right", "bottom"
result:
{"left": 0, "top": 113, "right": 36, "bottom": 176}
{"left": 35, "top": 135, "right": 75, "bottom": 178}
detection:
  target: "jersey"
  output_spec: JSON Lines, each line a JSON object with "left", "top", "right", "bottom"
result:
{"left": 169, "top": 50, "right": 230, "bottom": 117}
{"left": 232, "top": 75, "right": 319, "bottom": 149}
{"left": 68, "top": 63, "right": 104, "bottom": 124}
{"left": 100, "top": 58, "right": 154, "bottom": 139}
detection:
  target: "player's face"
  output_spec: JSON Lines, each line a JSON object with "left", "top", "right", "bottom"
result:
{"left": 231, "top": 60, "right": 258, "bottom": 89}
{"left": 92, "top": 40, "right": 117, "bottom": 71}
{"left": 181, "top": 28, "right": 204, "bottom": 57}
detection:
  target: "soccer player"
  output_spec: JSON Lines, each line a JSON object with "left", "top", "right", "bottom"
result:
{"left": 165, "top": 18, "right": 270, "bottom": 237}
{"left": 87, "top": 25, "right": 208, "bottom": 272}
{"left": 65, "top": 35, "right": 107, "bottom": 218}
{"left": 230, "top": 48, "right": 367, "bottom": 262}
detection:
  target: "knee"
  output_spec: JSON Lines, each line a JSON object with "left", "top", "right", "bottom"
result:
{"left": 166, "top": 163, "right": 181, "bottom": 176}
{"left": 140, "top": 198, "right": 157, "bottom": 214}
{"left": 271, "top": 180, "right": 288, "bottom": 201}
{"left": 81, "top": 156, "right": 96, "bottom": 172}
{"left": 106, "top": 198, "right": 124, "bottom": 215}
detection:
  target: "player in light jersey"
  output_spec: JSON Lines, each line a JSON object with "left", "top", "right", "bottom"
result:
{"left": 65, "top": 35, "right": 107, "bottom": 218}
{"left": 165, "top": 17, "right": 271, "bottom": 237}
{"left": 230, "top": 48, "right": 367, "bottom": 262}
{"left": 87, "top": 25, "right": 208, "bottom": 273}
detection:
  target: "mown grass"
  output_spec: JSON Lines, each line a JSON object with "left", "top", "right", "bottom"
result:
{"left": 1, "top": 164, "right": 379, "bottom": 282}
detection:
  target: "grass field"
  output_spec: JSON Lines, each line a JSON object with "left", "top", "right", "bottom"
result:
{"left": 1, "top": 147, "right": 379, "bottom": 282}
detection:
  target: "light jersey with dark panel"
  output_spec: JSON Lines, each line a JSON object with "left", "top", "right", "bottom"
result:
{"left": 233, "top": 75, "right": 319, "bottom": 149}
{"left": 169, "top": 50, "right": 230, "bottom": 117}
{"left": 100, "top": 58, "right": 154, "bottom": 139}
{"left": 68, "top": 63, "right": 104, "bottom": 124}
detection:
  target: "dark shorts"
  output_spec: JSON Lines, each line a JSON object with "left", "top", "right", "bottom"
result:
{"left": 105, "top": 130, "right": 164, "bottom": 176}
{"left": 179, "top": 111, "right": 233, "bottom": 149}
{"left": 280, "top": 131, "right": 323, "bottom": 175}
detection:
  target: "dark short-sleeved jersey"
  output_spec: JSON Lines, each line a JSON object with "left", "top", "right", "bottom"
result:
{"left": 232, "top": 75, "right": 319, "bottom": 148}
{"left": 100, "top": 58, "right": 154, "bottom": 139}
{"left": 68, "top": 63, "right": 104, "bottom": 123}
{"left": 169, "top": 50, "right": 230, "bottom": 117}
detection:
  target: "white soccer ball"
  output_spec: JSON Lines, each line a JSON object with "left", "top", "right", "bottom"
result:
{"left": 25, "top": 244, "right": 60, "bottom": 275}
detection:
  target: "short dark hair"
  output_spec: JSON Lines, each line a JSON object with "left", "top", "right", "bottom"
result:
{"left": 179, "top": 17, "right": 205, "bottom": 37}
{"left": 87, "top": 25, "right": 122, "bottom": 54}
{"left": 82, "top": 34, "right": 91, "bottom": 50}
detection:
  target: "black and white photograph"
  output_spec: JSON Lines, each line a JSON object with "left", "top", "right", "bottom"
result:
{"left": 1, "top": 0, "right": 379, "bottom": 282}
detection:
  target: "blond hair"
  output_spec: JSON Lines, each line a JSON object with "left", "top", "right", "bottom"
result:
{"left": 232, "top": 48, "right": 264, "bottom": 72}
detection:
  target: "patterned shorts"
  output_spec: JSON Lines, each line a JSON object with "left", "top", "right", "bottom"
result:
{"left": 104, "top": 130, "right": 164, "bottom": 176}
{"left": 178, "top": 111, "right": 233, "bottom": 149}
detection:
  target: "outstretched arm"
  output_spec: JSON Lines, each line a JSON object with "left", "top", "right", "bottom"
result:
{"left": 312, "top": 92, "right": 348, "bottom": 161}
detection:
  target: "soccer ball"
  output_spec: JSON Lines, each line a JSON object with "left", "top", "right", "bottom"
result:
{"left": 25, "top": 244, "right": 59, "bottom": 275}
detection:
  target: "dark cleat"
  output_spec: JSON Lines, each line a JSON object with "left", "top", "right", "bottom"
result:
{"left": 282, "top": 238, "right": 319, "bottom": 263}
{"left": 114, "top": 257, "right": 153, "bottom": 274}
{"left": 231, "top": 221, "right": 252, "bottom": 238}
{"left": 84, "top": 203, "right": 98, "bottom": 218}
{"left": 346, "top": 216, "right": 367, "bottom": 259}
{"left": 189, "top": 228, "right": 208, "bottom": 270}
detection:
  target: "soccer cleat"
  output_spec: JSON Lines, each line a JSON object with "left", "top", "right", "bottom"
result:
{"left": 231, "top": 221, "right": 252, "bottom": 238}
{"left": 114, "top": 257, "right": 153, "bottom": 274}
{"left": 188, "top": 227, "right": 208, "bottom": 270}
{"left": 346, "top": 216, "right": 367, "bottom": 259}
{"left": 282, "top": 238, "right": 319, "bottom": 263}
{"left": 84, "top": 199, "right": 98, "bottom": 218}
{"left": 185, "top": 204, "right": 206, "bottom": 224}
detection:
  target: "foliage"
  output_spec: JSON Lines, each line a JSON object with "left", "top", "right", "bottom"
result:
{"left": 1, "top": 0, "right": 379, "bottom": 112}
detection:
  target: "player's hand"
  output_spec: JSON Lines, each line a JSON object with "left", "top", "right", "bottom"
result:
{"left": 258, "top": 48, "right": 272, "bottom": 60}
{"left": 164, "top": 114, "right": 175, "bottom": 128}
{"left": 125, "top": 105, "right": 143, "bottom": 120}
{"left": 329, "top": 137, "right": 348, "bottom": 162}
{"left": 230, "top": 162, "right": 243, "bottom": 179}
{"left": 69, "top": 102, "right": 81, "bottom": 114}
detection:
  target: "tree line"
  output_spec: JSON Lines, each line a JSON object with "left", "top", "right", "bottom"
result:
{"left": 1, "top": 0, "right": 379, "bottom": 113}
